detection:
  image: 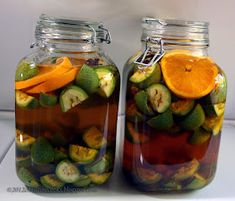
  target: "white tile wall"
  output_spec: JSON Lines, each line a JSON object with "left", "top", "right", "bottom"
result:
{"left": 0, "top": 0, "right": 234, "bottom": 118}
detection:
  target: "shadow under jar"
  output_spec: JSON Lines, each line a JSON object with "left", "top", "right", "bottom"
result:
{"left": 122, "top": 17, "right": 227, "bottom": 192}
{"left": 15, "top": 14, "right": 120, "bottom": 191}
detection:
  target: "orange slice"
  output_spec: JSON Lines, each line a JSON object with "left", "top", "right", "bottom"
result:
{"left": 161, "top": 52, "right": 218, "bottom": 99}
{"left": 15, "top": 57, "right": 74, "bottom": 90}
{"left": 25, "top": 67, "right": 79, "bottom": 93}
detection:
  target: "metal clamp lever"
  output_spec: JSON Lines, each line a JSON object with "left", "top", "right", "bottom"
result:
{"left": 134, "top": 37, "right": 165, "bottom": 67}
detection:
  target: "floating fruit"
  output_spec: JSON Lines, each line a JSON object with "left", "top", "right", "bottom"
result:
{"left": 179, "top": 104, "right": 205, "bottom": 130}
{"left": 185, "top": 173, "right": 207, "bottom": 190}
{"left": 73, "top": 175, "right": 91, "bottom": 187}
{"left": 31, "top": 137, "right": 54, "bottom": 164}
{"left": 16, "top": 155, "right": 31, "bottom": 167}
{"left": 16, "top": 129, "right": 36, "bottom": 151}
{"left": 95, "top": 68, "right": 116, "bottom": 98}
{"left": 135, "top": 167, "right": 162, "bottom": 184}
{"left": 134, "top": 90, "right": 154, "bottom": 116}
{"left": 59, "top": 85, "right": 88, "bottom": 112}
{"left": 69, "top": 145, "right": 98, "bottom": 164}
{"left": 15, "top": 60, "right": 39, "bottom": 81}
{"left": 189, "top": 128, "right": 211, "bottom": 145}
{"left": 83, "top": 127, "right": 107, "bottom": 149}
{"left": 146, "top": 84, "right": 171, "bottom": 113}
{"left": 204, "top": 103, "right": 225, "bottom": 117}
{"left": 161, "top": 52, "right": 218, "bottom": 98}
{"left": 202, "top": 115, "right": 224, "bottom": 135}
{"left": 15, "top": 90, "right": 38, "bottom": 109}
{"left": 75, "top": 64, "right": 99, "bottom": 94}
{"left": 88, "top": 172, "right": 111, "bottom": 184}
{"left": 39, "top": 93, "right": 58, "bottom": 107}
{"left": 17, "top": 167, "right": 40, "bottom": 188}
{"left": 40, "top": 174, "right": 65, "bottom": 190}
{"left": 170, "top": 99, "right": 195, "bottom": 116}
{"left": 147, "top": 110, "right": 174, "bottom": 130}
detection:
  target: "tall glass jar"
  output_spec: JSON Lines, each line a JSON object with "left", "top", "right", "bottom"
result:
{"left": 123, "top": 18, "right": 227, "bottom": 192}
{"left": 15, "top": 14, "right": 120, "bottom": 191}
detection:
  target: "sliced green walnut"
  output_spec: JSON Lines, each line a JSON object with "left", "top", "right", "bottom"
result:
{"left": 147, "top": 110, "right": 174, "bottom": 130}
{"left": 83, "top": 127, "right": 107, "bottom": 149}
{"left": 205, "top": 71, "right": 227, "bottom": 104}
{"left": 75, "top": 64, "right": 99, "bottom": 94}
{"left": 95, "top": 68, "right": 116, "bottom": 98}
{"left": 16, "top": 155, "right": 31, "bottom": 167}
{"left": 202, "top": 115, "right": 224, "bottom": 136}
{"left": 86, "top": 157, "right": 109, "bottom": 174}
{"left": 39, "top": 93, "right": 58, "bottom": 107}
{"left": 31, "top": 137, "right": 54, "bottom": 164}
{"left": 15, "top": 60, "right": 39, "bottom": 81}
{"left": 185, "top": 173, "right": 207, "bottom": 190}
{"left": 60, "top": 85, "right": 88, "bottom": 112}
{"left": 16, "top": 129, "right": 36, "bottom": 151}
{"left": 17, "top": 167, "right": 40, "bottom": 188}
{"left": 134, "top": 90, "right": 154, "bottom": 116}
{"left": 88, "top": 172, "right": 111, "bottom": 185}
{"left": 172, "top": 159, "right": 200, "bottom": 181}
{"left": 15, "top": 90, "right": 38, "bottom": 109}
{"left": 146, "top": 84, "right": 171, "bottom": 113}
{"left": 126, "top": 122, "right": 149, "bottom": 144}
{"left": 126, "top": 103, "right": 144, "bottom": 123}
{"left": 179, "top": 104, "right": 205, "bottom": 130}
{"left": 56, "top": 160, "right": 80, "bottom": 183}
{"left": 73, "top": 175, "right": 91, "bottom": 187}
{"left": 189, "top": 128, "right": 211, "bottom": 145}
{"left": 204, "top": 103, "right": 225, "bottom": 117}
{"left": 170, "top": 99, "right": 195, "bottom": 116}
{"left": 69, "top": 145, "right": 98, "bottom": 164}
{"left": 135, "top": 167, "right": 162, "bottom": 184}
{"left": 40, "top": 174, "right": 65, "bottom": 190}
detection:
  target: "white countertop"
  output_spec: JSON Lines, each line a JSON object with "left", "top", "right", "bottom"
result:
{"left": 0, "top": 112, "right": 235, "bottom": 201}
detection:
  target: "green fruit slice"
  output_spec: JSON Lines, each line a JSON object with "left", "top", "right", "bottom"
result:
{"left": 170, "top": 99, "right": 195, "bottom": 116}
{"left": 15, "top": 90, "right": 38, "bottom": 109}
{"left": 16, "top": 129, "right": 36, "bottom": 151}
{"left": 135, "top": 167, "right": 162, "bottom": 184}
{"left": 54, "top": 148, "right": 68, "bottom": 162}
{"left": 40, "top": 174, "right": 65, "bottom": 189}
{"left": 204, "top": 103, "right": 225, "bottom": 117}
{"left": 126, "top": 122, "right": 149, "bottom": 144}
{"left": 164, "top": 181, "right": 182, "bottom": 190}
{"left": 202, "top": 115, "right": 224, "bottom": 136}
{"left": 31, "top": 137, "right": 54, "bottom": 164}
{"left": 205, "top": 71, "right": 227, "bottom": 104}
{"left": 185, "top": 173, "right": 207, "bottom": 190}
{"left": 56, "top": 160, "right": 80, "bottom": 183}
{"left": 15, "top": 60, "right": 39, "bottom": 81}
{"left": 189, "top": 128, "right": 211, "bottom": 145}
{"left": 134, "top": 90, "right": 154, "bottom": 115}
{"left": 179, "top": 104, "right": 205, "bottom": 130}
{"left": 95, "top": 68, "right": 116, "bottom": 98}
{"left": 16, "top": 155, "right": 31, "bottom": 167}
{"left": 146, "top": 84, "right": 171, "bottom": 113}
{"left": 86, "top": 157, "right": 109, "bottom": 174}
{"left": 88, "top": 172, "right": 111, "bottom": 185}
{"left": 69, "top": 145, "right": 98, "bottom": 164}
{"left": 60, "top": 85, "right": 88, "bottom": 112}
{"left": 83, "top": 127, "right": 107, "bottom": 149}
{"left": 39, "top": 93, "right": 58, "bottom": 107}
{"left": 75, "top": 64, "right": 99, "bottom": 94}
{"left": 172, "top": 159, "right": 200, "bottom": 181}
{"left": 17, "top": 167, "right": 40, "bottom": 188}
{"left": 73, "top": 175, "right": 91, "bottom": 187}
{"left": 147, "top": 110, "right": 174, "bottom": 130}
{"left": 126, "top": 103, "right": 144, "bottom": 123}
{"left": 129, "top": 64, "right": 157, "bottom": 83}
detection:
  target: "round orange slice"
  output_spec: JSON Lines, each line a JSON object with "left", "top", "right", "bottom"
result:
{"left": 161, "top": 52, "right": 219, "bottom": 99}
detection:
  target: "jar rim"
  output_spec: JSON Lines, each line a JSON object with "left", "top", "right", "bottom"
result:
{"left": 35, "top": 14, "right": 111, "bottom": 45}
{"left": 141, "top": 17, "right": 209, "bottom": 47}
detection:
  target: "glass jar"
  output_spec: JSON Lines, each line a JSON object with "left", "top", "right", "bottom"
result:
{"left": 123, "top": 17, "right": 227, "bottom": 192}
{"left": 15, "top": 14, "right": 120, "bottom": 190}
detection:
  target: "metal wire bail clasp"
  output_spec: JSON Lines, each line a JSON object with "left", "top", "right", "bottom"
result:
{"left": 98, "top": 25, "right": 111, "bottom": 44}
{"left": 134, "top": 37, "right": 165, "bottom": 67}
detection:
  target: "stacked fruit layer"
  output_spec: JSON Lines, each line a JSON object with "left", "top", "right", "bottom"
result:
{"left": 15, "top": 56, "right": 119, "bottom": 190}
{"left": 124, "top": 52, "right": 227, "bottom": 191}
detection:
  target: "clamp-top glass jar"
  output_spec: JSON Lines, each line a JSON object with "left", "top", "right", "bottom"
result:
{"left": 123, "top": 18, "right": 227, "bottom": 192}
{"left": 15, "top": 14, "right": 120, "bottom": 190}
